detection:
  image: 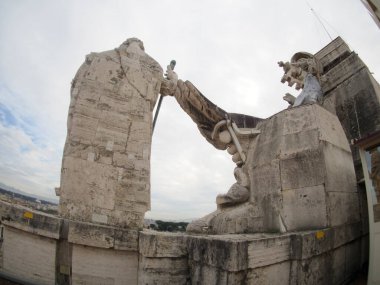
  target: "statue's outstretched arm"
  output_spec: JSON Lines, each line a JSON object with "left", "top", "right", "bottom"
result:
{"left": 160, "top": 67, "right": 262, "bottom": 151}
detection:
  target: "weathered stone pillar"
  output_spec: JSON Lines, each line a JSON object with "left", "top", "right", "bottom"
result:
{"left": 55, "top": 38, "right": 163, "bottom": 284}
{"left": 58, "top": 38, "right": 162, "bottom": 229}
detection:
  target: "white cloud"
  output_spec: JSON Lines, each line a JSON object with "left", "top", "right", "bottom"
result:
{"left": 0, "top": 121, "right": 60, "bottom": 199}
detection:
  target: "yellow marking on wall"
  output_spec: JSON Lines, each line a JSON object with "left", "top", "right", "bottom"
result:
{"left": 23, "top": 211, "right": 33, "bottom": 219}
{"left": 316, "top": 231, "right": 325, "bottom": 239}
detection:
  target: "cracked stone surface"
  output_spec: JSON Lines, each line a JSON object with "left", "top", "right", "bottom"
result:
{"left": 58, "top": 38, "right": 163, "bottom": 229}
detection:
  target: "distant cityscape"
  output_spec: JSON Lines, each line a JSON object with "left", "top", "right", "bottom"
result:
{"left": 0, "top": 185, "right": 58, "bottom": 215}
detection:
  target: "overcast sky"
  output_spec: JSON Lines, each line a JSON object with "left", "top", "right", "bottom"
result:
{"left": 0, "top": 0, "right": 379, "bottom": 220}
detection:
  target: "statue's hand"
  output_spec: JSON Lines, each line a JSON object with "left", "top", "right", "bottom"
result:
{"left": 165, "top": 64, "right": 178, "bottom": 81}
{"left": 283, "top": 93, "right": 296, "bottom": 105}
{"left": 160, "top": 64, "right": 178, "bottom": 96}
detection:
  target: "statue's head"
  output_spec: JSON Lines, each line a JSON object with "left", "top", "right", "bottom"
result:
{"left": 120, "top": 37, "right": 145, "bottom": 51}
{"left": 278, "top": 52, "right": 321, "bottom": 90}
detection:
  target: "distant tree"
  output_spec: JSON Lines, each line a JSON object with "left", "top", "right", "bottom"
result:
{"left": 155, "top": 220, "right": 189, "bottom": 232}
{"left": 149, "top": 224, "right": 157, "bottom": 230}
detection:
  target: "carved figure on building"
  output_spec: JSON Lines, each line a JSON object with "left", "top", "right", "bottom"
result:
{"left": 160, "top": 49, "right": 356, "bottom": 235}
{"left": 57, "top": 36, "right": 361, "bottom": 237}
{"left": 160, "top": 65, "right": 266, "bottom": 233}
{"left": 278, "top": 52, "right": 323, "bottom": 107}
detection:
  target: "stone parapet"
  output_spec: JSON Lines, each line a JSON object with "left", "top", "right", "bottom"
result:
{"left": 68, "top": 220, "right": 139, "bottom": 251}
{"left": 137, "top": 225, "right": 366, "bottom": 285}
{"left": 0, "top": 200, "right": 140, "bottom": 285}
{"left": 0, "top": 200, "right": 61, "bottom": 239}
{"left": 139, "top": 230, "right": 188, "bottom": 257}
{"left": 138, "top": 231, "right": 189, "bottom": 285}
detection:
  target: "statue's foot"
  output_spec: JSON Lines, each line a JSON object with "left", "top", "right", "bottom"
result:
{"left": 187, "top": 202, "right": 266, "bottom": 234}
{"left": 216, "top": 183, "right": 249, "bottom": 207}
{"left": 186, "top": 210, "right": 220, "bottom": 234}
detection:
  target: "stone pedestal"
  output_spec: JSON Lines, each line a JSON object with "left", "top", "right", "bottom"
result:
{"left": 138, "top": 224, "right": 366, "bottom": 285}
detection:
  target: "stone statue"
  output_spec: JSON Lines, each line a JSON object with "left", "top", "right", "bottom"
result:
{"left": 58, "top": 38, "right": 163, "bottom": 229}
{"left": 160, "top": 51, "right": 355, "bottom": 235}
{"left": 278, "top": 52, "right": 323, "bottom": 107}
{"left": 160, "top": 66, "right": 265, "bottom": 233}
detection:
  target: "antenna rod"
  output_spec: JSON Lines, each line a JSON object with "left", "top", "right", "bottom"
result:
{"left": 306, "top": 1, "right": 333, "bottom": 41}
{"left": 152, "top": 60, "right": 176, "bottom": 133}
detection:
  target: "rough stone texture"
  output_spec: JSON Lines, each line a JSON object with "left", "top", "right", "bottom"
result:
{"left": 139, "top": 230, "right": 187, "bottom": 258}
{"left": 134, "top": 226, "right": 364, "bottom": 285}
{"left": 317, "top": 37, "right": 380, "bottom": 181}
{"left": 0, "top": 226, "right": 56, "bottom": 285}
{"left": 0, "top": 207, "right": 361, "bottom": 285}
{"left": 138, "top": 231, "right": 189, "bottom": 285}
{"left": 247, "top": 234, "right": 291, "bottom": 268}
{"left": 139, "top": 257, "right": 189, "bottom": 285}
{"left": 247, "top": 261, "right": 290, "bottom": 285}
{"left": 187, "top": 235, "right": 249, "bottom": 272}
{"left": 320, "top": 53, "right": 366, "bottom": 94}
{"left": 0, "top": 200, "right": 61, "bottom": 239}
{"left": 189, "top": 263, "right": 246, "bottom": 285}
{"left": 59, "top": 38, "right": 163, "bottom": 229}
{"left": 281, "top": 185, "right": 328, "bottom": 231}
{"left": 314, "top": 37, "right": 350, "bottom": 72}
{"left": 72, "top": 244, "right": 138, "bottom": 285}
{"left": 68, "top": 220, "right": 139, "bottom": 250}
{"left": 186, "top": 234, "right": 250, "bottom": 284}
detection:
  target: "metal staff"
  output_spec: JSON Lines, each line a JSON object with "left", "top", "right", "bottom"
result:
{"left": 152, "top": 60, "right": 176, "bottom": 133}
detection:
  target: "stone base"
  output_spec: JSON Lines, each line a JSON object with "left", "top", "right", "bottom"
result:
{"left": 140, "top": 223, "right": 368, "bottom": 285}
{"left": 0, "top": 200, "right": 367, "bottom": 284}
{"left": 0, "top": 201, "right": 139, "bottom": 285}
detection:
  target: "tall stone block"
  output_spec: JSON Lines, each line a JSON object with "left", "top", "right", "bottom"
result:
{"left": 189, "top": 103, "right": 359, "bottom": 235}
{"left": 317, "top": 37, "right": 380, "bottom": 181}
{"left": 249, "top": 104, "right": 359, "bottom": 232}
{"left": 58, "top": 38, "right": 163, "bottom": 229}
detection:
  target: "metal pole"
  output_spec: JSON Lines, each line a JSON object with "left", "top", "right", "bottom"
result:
{"left": 152, "top": 95, "right": 164, "bottom": 133}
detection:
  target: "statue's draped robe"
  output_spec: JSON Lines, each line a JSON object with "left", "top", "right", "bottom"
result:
{"left": 172, "top": 80, "right": 262, "bottom": 149}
